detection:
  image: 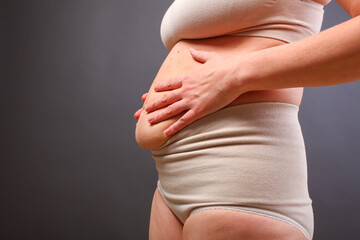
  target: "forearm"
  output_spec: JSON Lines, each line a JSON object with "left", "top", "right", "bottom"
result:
{"left": 237, "top": 15, "right": 360, "bottom": 91}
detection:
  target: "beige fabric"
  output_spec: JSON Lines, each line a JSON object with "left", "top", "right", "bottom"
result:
{"left": 152, "top": 102, "right": 313, "bottom": 240}
{"left": 160, "top": 0, "right": 326, "bottom": 50}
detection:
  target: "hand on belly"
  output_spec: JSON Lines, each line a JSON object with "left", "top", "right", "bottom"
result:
{"left": 134, "top": 36, "right": 301, "bottom": 150}
{"left": 144, "top": 48, "right": 247, "bottom": 136}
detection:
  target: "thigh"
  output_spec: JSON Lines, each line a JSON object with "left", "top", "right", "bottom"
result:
{"left": 182, "top": 209, "right": 307, "bottom": 240}
{"left": 149, "top": 188, "right": 183, "bottom": 240}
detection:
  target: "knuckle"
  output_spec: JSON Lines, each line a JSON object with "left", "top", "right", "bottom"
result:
{"left": 151, "top": 103, "right": 158, "bottom": 110}
{"left": 165, "top": 106, "right": 173, "bottom": 114}
{"left": 161, "top": 95, "right": 168, "bottom": 103}
{"left": 179, "top": 117, "right": 187, "bottom": 124}
{"left": 155, "top": 100, "right": 163, "bottom": 107}
{"left": 146, "top": 104, "right": 152, "bottom": 110}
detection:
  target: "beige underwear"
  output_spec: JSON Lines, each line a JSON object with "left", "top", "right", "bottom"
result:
{"left": 160, "top": 0, "right": 326, "bottom": 50}
{"left": 152, "top": 102, "right": 313, "bottom": 240}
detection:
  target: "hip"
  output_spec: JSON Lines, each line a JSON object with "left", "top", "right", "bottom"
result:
{"left": 152, "top": 102, "right": 312, "bottom": 239}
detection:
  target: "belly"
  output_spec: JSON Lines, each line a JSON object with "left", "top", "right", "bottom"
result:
{"left": 135, "top": 35, "right": 303, "bottom": 149}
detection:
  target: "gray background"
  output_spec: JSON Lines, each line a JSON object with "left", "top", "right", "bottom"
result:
{"left": 1, "top": 0, "right": 359, "bottom": 239}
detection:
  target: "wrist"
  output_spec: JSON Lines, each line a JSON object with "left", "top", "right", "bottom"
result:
{"left": 230, "top": 52, "right": 263, "bottom": 94}
{"left": 231, "top": 46, "right": 288, "bottom": 93}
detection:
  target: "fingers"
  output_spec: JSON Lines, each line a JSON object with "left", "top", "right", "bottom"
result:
{"left": 147, "top": 101, "right": 188, "bottom": 125}
{"left": 164, "top": 110, "right": 197, "bottom": 136}
{"left": 145, "top": 91, "right": 182, "bottom": 113}
{"left": 134, "top": 93, "right": 148, "bottom": 119}
{"left": 190, "top": 48, "right": 215, "bottom": 63}
{"left": 154, "top": 78, "right": 182, "bottom": 92}
{"left": 141, "top": 93, "right": 148, "bottom": 102}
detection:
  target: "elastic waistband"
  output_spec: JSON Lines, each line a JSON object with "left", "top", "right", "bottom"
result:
{"left": 152, "top": 102, "right": 300, "bottom": 151}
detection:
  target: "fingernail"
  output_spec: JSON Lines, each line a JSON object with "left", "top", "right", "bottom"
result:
{"left": 148, "top": 117, "right": 153, "bottom": 123}
{"left": 164, "top": 129, "right": 171, "bottom": 136}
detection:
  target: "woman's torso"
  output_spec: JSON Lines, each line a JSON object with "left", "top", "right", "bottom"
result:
{"left": 135, "top": 0, "right": 328, "bottom": 149}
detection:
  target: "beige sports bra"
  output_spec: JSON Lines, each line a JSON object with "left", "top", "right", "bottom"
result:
{"left": 160, "top": 0, "right": 330, "bottom": 50}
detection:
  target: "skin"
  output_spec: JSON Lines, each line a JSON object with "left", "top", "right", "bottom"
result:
{"left": 135, "top": 36, "right": 302, "bottom": 149}
{"left": 141, "top": 38, "right": 306, "bottom": 239}
{"left": 149, "top": 189, "right": 307, "bottom": 240}
{"left": 137, "top": 0, "right": 360, "bottom": 137}
{"left": 135, "top": 0, "right": 360, "bottom": 239}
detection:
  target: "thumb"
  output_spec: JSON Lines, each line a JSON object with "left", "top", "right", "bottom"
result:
{"left": 190, "top": 48, "right": 213, "bottom": 63}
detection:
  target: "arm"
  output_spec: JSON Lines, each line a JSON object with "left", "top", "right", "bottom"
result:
{"left": 145, "top": 0, "right": 360, "bottom": 136}
{"left": 238, "top": 0, "right": 360, "bottom": 91}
